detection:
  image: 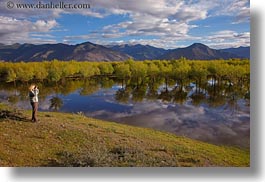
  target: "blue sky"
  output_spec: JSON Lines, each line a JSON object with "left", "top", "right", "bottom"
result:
{"left": 0, "top": 0, "right": 250, "bottom": 49}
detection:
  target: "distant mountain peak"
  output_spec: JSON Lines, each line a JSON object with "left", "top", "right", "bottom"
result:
{"left": 107, "top": 44, "right": 167, "bottom": 60}
{"left": 0, "top": 42, "right": 131, "bottom": 62}
{"left": 189, "top": 43, "right": 208, "bottom": 47}
{"left": 220, "top": 46, "right": 250, "bottom": 59}
{"left": 160, "top": 43, "right": 243, "bottom": 60}
{"left": 0, "top": 42, "right": 249, "bottom": 61}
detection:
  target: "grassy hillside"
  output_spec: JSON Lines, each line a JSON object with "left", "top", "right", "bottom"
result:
{"left": 0, "top": 104, "right": 249, "bottom": 167}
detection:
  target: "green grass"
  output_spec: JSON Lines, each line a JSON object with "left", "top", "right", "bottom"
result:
{"left": 0, "top": 104, "right": 249, "bottom": 167}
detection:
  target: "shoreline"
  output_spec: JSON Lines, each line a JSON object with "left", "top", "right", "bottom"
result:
{"left": 0, "top": 104, "right": 250, "bottom": 167}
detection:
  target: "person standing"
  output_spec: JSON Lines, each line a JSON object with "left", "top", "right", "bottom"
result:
{"left": 29, "top": 84, "right": 39, "bottom": 122}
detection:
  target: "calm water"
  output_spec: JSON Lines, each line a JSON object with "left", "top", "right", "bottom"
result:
{"left": 0, "top": 79, "right": 250, "bottom": 148}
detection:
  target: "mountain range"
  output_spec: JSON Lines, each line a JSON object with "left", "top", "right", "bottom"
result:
{"left": 108, "top": 43, "right": 250, "bottom": 60}
{"left": 0, "top": 42, "right": 131, "bottom": 62}
{"left": 220, "top": 47, "right": 250, "bottom": 59}
{"left": 158, "top": 43, "right": 248, "bottom": 60}
{"left": 0, "top": 42, "right": 250, "bottom": 62}
{"left": 106, "top": 44, "right": 167, "bottom": 60}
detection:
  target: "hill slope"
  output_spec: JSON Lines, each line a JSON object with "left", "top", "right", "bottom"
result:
{"left": 107, "top": 44, "right": 167, "bottom": 60}
{"left": 0, "top": 104, "right": 249, "bottom": 167}
{"left": 160, "top": 43, "right": 240, "bottom": 60}
{"left": 221, "top": 46, "right": 250, "bottom": 59}
{"left": 0, "top": 42, "right": 249, "bottom": 61}
{"left": 0, "top": 42, "right": 131, "bottom": 62}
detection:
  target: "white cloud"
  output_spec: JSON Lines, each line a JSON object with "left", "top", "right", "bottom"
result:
{"left": 32, "top": 20, "right": 57, "bottom": 32}
{"left": 204, "top": 30, "right": 250, "bottom": 48}
{"left": 170, "top": 1, "right": 208, "bottom": 22}
{"left": 84, "top": 0, "right": 208, "bottom": 46}
{"left": 0, "top": 0, "right": 250, "bottom": 47}
{"left": 210, "top": 0, "right": 250, "bottom": 23}
{"left": 86, "top": 100, "right": 249, "bottom": 147}
{"left": 0, "top": 0, "right": 208, "bottom": 45}
{"left": 30, "top": 33, "right": 55, "bottom": 38}
{"left": 0, "top": 16, "right": 57, "bottom": 44}
{"left": 63, "top": 0, "right": 249, "bottom": 48}
{"left": 101, "top": 16, "right": 192, "bottom": 38}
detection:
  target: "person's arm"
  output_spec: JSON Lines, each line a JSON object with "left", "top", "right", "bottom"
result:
{"left": 33, "top": 89, "right": 39, "bottom": 95}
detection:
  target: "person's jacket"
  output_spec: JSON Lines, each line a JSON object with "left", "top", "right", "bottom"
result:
{"left": 29, "top": 88, "right": 39, "bottom": 103}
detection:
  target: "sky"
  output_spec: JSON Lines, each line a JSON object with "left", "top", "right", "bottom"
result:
{"left": 0, "top": 0, "right": 250, "bottom": 49}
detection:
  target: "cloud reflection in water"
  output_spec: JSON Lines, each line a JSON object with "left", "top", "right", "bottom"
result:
{"left": 87, "top": 99, "right": 250, "bottom": 148}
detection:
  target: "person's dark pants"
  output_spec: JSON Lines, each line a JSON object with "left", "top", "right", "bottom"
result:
{"left": 31, "top": 102, "right": 38, "bottom": 122}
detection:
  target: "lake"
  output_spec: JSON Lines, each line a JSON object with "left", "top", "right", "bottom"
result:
{"left": 0, "top": 78, "right": 250, "bottom": 148}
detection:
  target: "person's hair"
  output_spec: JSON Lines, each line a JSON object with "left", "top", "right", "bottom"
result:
{"left": 29, "top": 84, "right": 36, "bottom": 91}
